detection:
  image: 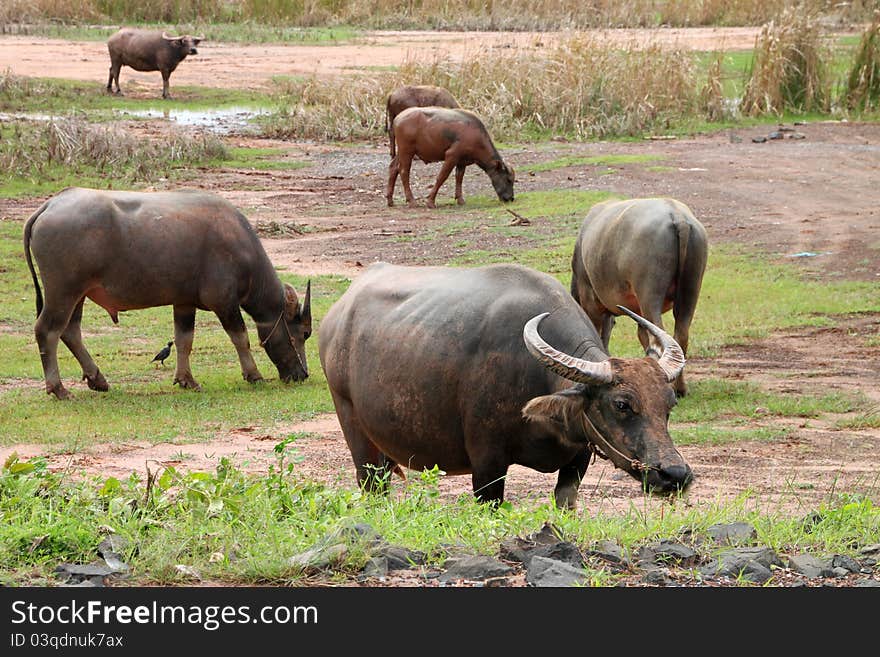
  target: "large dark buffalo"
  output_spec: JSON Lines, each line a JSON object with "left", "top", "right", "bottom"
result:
{"left": 387, "top": 107, "right": 515, "bottom": 208}
{"left": 107, "top": 28, "right": 203, "bottom": 99}
{"left": 319, "top": 262, "right": 692, "bottom": 509}
{"left": 24, "top": 187, "right": 311, "bottom": 400}
{"left": 571, "top": 198, "right": 708, "bottom": 397}
{"left": 385, "top": 85, "right": 460, "bottom": 157}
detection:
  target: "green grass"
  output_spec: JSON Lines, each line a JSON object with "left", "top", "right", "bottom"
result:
{"left": 10, "top": 23, "right": 361, "bottom": 46}
{"left": 526, "top": 154, "right": 664, "bottom": 173}
{"left": 209, "top": 147, "right": 311, "bottom": 171}
{"left": 1, "top": 453, "right": 877, "bottom": 586}
{"left": 0, "top": 75, "right": 270, "bottom": 114}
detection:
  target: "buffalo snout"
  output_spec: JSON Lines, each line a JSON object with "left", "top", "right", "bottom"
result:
{"left": 644, "top": 462, "right": 693, "bottom": 494}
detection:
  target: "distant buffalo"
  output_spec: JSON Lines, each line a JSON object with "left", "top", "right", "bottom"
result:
{"left": 387, "top": 107, "right": 515, "bottom": 208}
{"left": 107, "top": 28, "right": 203, "bottom": 99}
{"left": 385, "top": 85, "right": 460, "bottom": 156}
{"left": 571, "top": 197, "right": 708, "bottom": 396}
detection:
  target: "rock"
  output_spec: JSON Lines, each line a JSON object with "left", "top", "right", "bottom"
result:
{"left": 642, "top": 568, "right": 671, "bottom": 586}
{"left": 705, "top": 522, "right": 757, "bottom": 546}
{"left": 55, "top": 562, "right": 115, "bottom": 578}
{"left": 327, "top": 522, "right": 383, "bottom": 547}
{"left": 787, "top": 554, "right": 834, "bottom": 579}
{"left": 359, "top": 556, "right": 388, "bottom": 579}
{"left": 438, "top": 555, "right": 513, "bottom": 583}
{"left": 526, "top": 557, "right": 588, "bottom": 587}
{"left": 752, "top": 136, "right": 767, "bottom": 143}
{"left": 788, "top": 132, "right": 806, "bottom": 140}
{"left": 498, "top": 524, "right": 569, "bottom": 567}
{"left": 97, "top": 535, "right": 129, "bottom": 555}
{"left": 831, "top": 554, "right": 861, "bottom": 573}
{"left": 637, "top": 540, "right": 698, "bottom": 568}
{"left": 585, "top": 540, "right": 628, "bottom": 566}
{"left": 832, "top": 567, "right": 850, "bottom": 578}
{"left": 375, "top": 545, "right": 426, "bottom": 571}
{"left": 855, "top": 578, "right": 880, "bottom": 587}
{"left": 768, "top": 131, "right": 784, "bottom": 140}
{"left": 287, "top": 543, "right": 348, "bottom": 572}
{"left": 699, "top": 547, "right": 783, "bottom": 583}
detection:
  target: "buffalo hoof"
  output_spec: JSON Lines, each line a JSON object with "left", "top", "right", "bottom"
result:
{"left": 173, "top": 374, "right": 202, "bottom": 392}
{"left": 456, "top": 197, "right": 466, "bottom": 206}
{"left": 47, "top": 384, "right": 70, "bottom": 400}
{"left": 83, "top": 370, "right": 109, "bottom": 392}
{"left": 387, "top": 198, "right": 394, "bottom": 207}
{"left": 244, "top": 373, "right": 265, "bottom": 384}
{"left": 425, "top": 200, "right": 437, "bottom": 209}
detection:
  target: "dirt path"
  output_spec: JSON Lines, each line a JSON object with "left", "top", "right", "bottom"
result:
{"left": 2, "top": 27, "right": 771, "bottom": 91}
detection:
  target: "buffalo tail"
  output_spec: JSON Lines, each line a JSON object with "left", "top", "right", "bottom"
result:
{"left": 23, "top": 199, "right": 50, "bottom": 317}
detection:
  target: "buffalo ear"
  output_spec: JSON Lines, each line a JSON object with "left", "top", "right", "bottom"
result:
{"left": 193, "top": 38, "right": 202, "bottom": 45}
{"left": 283, "top": 283, "right": 300, "bottom": 321}
{"left": 521, "top": 387, "right": 585, "bottom": 427}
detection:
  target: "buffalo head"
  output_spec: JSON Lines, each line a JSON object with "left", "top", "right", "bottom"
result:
{"left": 521, "top": 306, "right": 692, "bottom": 498}
{"left": 162, "top": 32, "right": 202, "bottom": 56}
{"left": 488, "top": 160, "right": 515, "bottom": 203}
{"left": 259, "top": 280, "right": 311, "bottom": 383}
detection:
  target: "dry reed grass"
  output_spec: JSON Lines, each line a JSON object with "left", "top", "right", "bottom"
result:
{"left": 263, "top": 34, "right": 700, "bottom": 141}
{"left": 1, "top": 0, "right": 876, "bottom": 29}
{"left": 844, "top": 12, "right": 880, "bottom": 110}
{"left": 0, "top": 116, "right": 227, "bottom": 180}
{"left": 740, "top": 7, "right": 832, "bottom": 116}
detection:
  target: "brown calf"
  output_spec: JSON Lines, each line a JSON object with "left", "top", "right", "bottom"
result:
{"left": 386, "top": 107, "right": 515, "bottom": 208}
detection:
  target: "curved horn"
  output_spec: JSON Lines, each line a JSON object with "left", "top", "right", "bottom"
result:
{"left": 162, "top": 31, "right": 182, "bottom": 40}
{"left": 301, "top": 280, "right": 311, "bottom": 321}
{"left": 616, "top": 305, "right": 685, "bottom": 382}
{"left": 523, "top": 313, "right": 613, "bottom": 384}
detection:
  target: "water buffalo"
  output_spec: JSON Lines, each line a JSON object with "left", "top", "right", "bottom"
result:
{"left": 385, "top": 85, "right": 460, "bottom": 156}
{"left": 24, "top": 187, "right": 311, "bottom": 400}
{"left": 386, "top": 107, "right": 515, "bottom": 208}
{"left": 319, "top": 262, "right": 692, "bottom": 509}
{"left": 107, "top": 28, "right": 203, "bottom": 99}
{"left": 570, "top": 197, "right": 708, "bottom": 397}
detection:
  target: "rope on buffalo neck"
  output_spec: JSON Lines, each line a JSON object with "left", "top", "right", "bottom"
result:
{"left": 581, "top": 411, "right": 655, "bottom": 473}
{"left": 258, "top": 297, "right": 308, "bottom": 375}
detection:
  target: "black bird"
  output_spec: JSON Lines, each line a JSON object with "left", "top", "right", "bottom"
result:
{"left": 151, "top": 341, "right": 174, "bottom": 368}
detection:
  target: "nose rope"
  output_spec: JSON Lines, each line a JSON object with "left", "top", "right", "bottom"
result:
{"left": 258, "top": 294, "right": 308, "bottom": 375}
{"left": 581, "top": 411, "right": 656, "bottom": 473}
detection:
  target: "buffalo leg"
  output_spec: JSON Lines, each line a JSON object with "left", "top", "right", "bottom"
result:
{"left": 161, "top": 71, "right": 171, "bottom": 99}
{"left": 670, "top": 312, "right": 693, "bottom": 397}
{"left": 332, "top": 391, "right": 395, "bottom": 493}
{"left": 107, "top": 61, "right": 122, "bottom": 94}
{"left": 454, "top": 163, "right": 467, "bottom": 205}
{"left": 60, "top": 298, "right": 108, "bottom": 392}
{"left": 386, "top": 156, "right": 399, "bottom": 207}
{"left": 554, "top": 449, "right": 590, "bottom": 511}
{"left": 215, "top": 307, "right": 264, "bottom": 384}
{"left": 426, "top": 157, "right": 456, "bottom": 208}
{"left": 172, "top": 305, "right": 200, "bottom": 391}
{"left": 34, "top": 295, "right": 80, "bottom": 399}
{"left": 397, "top": 151, "right": 417, "bottom": 206}
{"left": 598, "top": 313, "right": 615, "bottom": 352}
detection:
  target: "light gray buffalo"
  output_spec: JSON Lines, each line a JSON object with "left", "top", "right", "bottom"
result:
{"left": 385, "top": 84, "right": 460, "bottom": 157}
{"left": 319, "top": 262, "right": 692, "bottom": 509}
{"left": 107, "top": 28, "right": 203, "bottom": 99}
{"left": 24, "top": 187, "right": 311, "bottom": 400}
{"left": 387, "top": 107, "right": 515, "bottom": 208}
{"left": 571, "top": 198, "right": 708, "bottom": 397}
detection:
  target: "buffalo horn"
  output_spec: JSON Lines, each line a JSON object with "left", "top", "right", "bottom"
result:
{"left": 616, "top": 305, "right": 685, "bottom": 382}
{"left": 302, "top": 280, "right": 311, "bottom": 320}
{"left": 161, "top": 32, "right": 180, "bottom": 40}
{"left": 523, "top": 313, "right": 613, "bottom": 384}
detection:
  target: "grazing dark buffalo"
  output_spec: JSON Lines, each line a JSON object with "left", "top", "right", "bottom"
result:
{"left": 24, "top": 187, "right": 311, "bottom": 400}
{"left": 385, "top": 84, "right": 460, "bottom": 156}
{"left": 106, "top": 28, "right": 203, "bottom": 99}
{"left": 386, "top": 107, "right": 515, "bottom": 208}
{"left": 570, "top": 197, "right": 709, "bottom": 397}
{"left": 319, "top": 262, "right": 692, "bottom": 509}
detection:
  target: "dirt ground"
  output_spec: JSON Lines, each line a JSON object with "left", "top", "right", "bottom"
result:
{"left": 1, "top": 32, "right": 879, "bottom": 519}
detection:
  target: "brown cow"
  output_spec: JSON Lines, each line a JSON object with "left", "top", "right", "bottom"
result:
{"left": 107, "top": 28, "right": 203, "bottom": 99}
{"left": 385, "top": 85, "right": 460, "bottom": 156}
{"left": 386, "top": 107, "right": 515, "bottom": 208}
